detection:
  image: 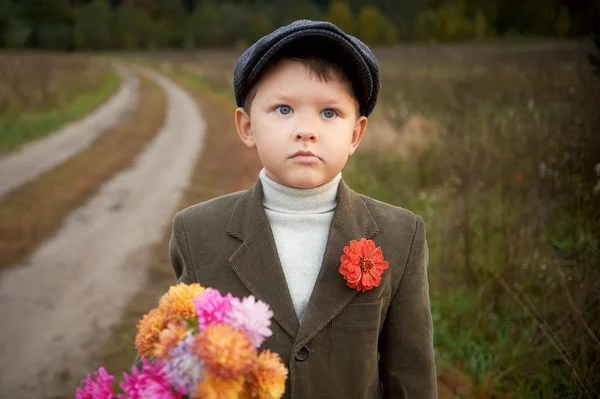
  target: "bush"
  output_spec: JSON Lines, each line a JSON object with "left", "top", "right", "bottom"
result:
{"left": 188, "top": 2, "right": 276, "bottom": 48}
{"left": 473, "top": 9, "right": 487, "bottom": 39}
{"left": 414, "top": 8, "right": 438, "bottom": 42}
{"left": 147, "top": 20, "right": 171, "bottom": 49}
{"left": 434, "top": 1, "right": 473, "bottom": 40}
{"left": 219, "top": 3, "right": 255, "bottom": 46}
{"left": 0, "top": 0, "right": 17, "bottom": 46}
{"left": 112, "top": 4, "right": 152, "bottom": 49}
{"left": 3, "top": 19, "right": 31, "bottom": 48}
{"left": 280, "top": 2, "right": 322, "bottom": 25}
{"left": 415, "top": 2, "right": 478, "bottom": 41}
{"left": 356, "top": 5, "right": 397, "bottom": 45}
{"left": 325, "top": 1, "right": 354, "bottom": 35}
{"left": 251, "top": 12, "right": 274, "bottom": 43}
{"left": 189, "top": 4, "right": 225, "bottom": 47}
{"left": 554, "top": 6, "right": 571, "bottom": 37}
{"left": 73, "top": 0, "right": 112, "bottom": 50}
{"left": 37, "top": 23, "right": 72, "bottom": 50}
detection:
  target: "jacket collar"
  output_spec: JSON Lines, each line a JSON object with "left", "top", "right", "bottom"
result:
{"left": 226, "top": 178, "right": 379, "bottom": 346}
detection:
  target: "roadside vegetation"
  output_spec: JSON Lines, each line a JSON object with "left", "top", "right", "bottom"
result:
{"left": 0, "top": 53, "right": 120, "bottom": 152}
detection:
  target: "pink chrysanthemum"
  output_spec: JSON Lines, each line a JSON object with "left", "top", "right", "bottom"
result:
{"left": 193, "top": 288, "right": 234, "bottom": 330}
{"left": 75, "top": 367, "right": 115, "bottom": 399}
{"left": 226, "top": 295, "right": 273, "bottom": 347}
{"left": 118, "top": 360, "right": 184, "bottom": 399}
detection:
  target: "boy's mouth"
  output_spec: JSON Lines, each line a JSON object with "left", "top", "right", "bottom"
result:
{"left": 291, "top": 150, "right": 318, "bottom": 158}
{"left": 290, "top": 150, "right": 320, "bottom": 163}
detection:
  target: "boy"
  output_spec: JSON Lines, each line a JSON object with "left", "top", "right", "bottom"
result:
{"left": 170, "top": 20, "right": 437, "bottom": 398}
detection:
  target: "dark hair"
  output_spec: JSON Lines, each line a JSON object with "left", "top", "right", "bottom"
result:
{"left": 242, "top": 55, "right": 359, "bottom": 116}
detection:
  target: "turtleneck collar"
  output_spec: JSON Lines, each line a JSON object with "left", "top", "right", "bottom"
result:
{"left": 259, "top": 168, "right": 341, "bottom": 214}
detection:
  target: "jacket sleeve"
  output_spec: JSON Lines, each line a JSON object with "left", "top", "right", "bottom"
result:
{"left": 169, "top": 211, "right": 197, "bottom": 284}
{"left": 379, "top": 216, "right": 437, "bottom": 398}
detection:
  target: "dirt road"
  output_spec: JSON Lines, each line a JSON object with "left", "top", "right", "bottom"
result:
{"left": 0, "top": 66, "right": 205, "bottom": 398}
{"left": 0, "top": 63, "right": 139, "bottom": 198}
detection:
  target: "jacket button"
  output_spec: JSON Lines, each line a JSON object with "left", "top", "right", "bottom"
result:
{"left": 295, "top": 346, "right": 309, "bottom": 361}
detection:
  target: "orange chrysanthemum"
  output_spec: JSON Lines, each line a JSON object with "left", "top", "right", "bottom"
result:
{"left": 154, "top": 321, "right": 189, "bottom": 360}
{"left": 242, "top": 350, "right": 288, "bottom": 399}
{"left": 339, "top": 238, "right": 389, "bottom": 292}
{"left": 158, "top": 282, "right": 205, "bottom": 325}
{"left": 193, "top": 372, "right": 244, "bottom": 399}
{"left": 192, "top": 323, "right": 257, "bottom": 378}
{"left": 135, "top": 307, "right": 166, "bottom": 358}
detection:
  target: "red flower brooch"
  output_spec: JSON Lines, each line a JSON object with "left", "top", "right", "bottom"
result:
{"left": 339, "top": 238, "right": 389, "bottom": 292}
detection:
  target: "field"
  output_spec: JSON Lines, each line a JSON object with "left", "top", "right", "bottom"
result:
{"left": 0, "top": 41, "right": 598, "bottom": 398}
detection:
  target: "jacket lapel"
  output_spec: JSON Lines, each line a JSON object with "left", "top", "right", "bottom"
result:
{"left": 226, "top": 180, "right": 300, "bottom": 338}
{"left": 294, "top": 179, "right": 379, "bottom": 350}
{"left": 226, "top": 178, "right": 379, "bottom": 346}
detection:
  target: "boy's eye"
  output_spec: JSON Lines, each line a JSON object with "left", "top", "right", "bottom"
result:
{"left": 274, "top": 105, "right": 292, "bottom": 115}
{"left": 321, "top": 109, "right": 337, "bottom": 119}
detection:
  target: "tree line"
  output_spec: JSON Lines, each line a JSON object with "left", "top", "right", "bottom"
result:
{"left": 0, "top": 0, "right": 596, "bottom": 50}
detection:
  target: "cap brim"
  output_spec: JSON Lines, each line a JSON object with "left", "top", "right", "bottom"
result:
{"left": 246, "top": 29, "right": 373, "bottom": 115}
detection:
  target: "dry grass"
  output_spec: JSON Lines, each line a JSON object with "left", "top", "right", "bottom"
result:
{"left": 0, "top": 52, "right": 110, "bottom": 112}
{"left": 0, "top": 75, "right": 166, "bottom": 270}
{"left": 360, "top": 114, "right": 441, "bottom": 158}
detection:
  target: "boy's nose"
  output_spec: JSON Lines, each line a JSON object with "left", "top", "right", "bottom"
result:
{"left": 294, "top": 128, "right": 318, "bottom": 143}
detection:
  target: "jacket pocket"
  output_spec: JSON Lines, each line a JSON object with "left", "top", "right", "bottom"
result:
{"left": 332, "top": 298, "right": 388, "bottom": 328}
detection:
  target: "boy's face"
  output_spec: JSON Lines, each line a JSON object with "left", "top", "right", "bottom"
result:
{"left": 235, "top": 59, "right": 368, "bottom": 189}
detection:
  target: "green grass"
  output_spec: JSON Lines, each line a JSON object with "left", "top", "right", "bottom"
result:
{"left": 0, "top": 70, "right": 120, "bottom": 153}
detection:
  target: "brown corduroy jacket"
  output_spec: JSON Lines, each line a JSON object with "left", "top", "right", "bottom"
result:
{"left": 169, "top": 178, "right": 437, "bottom": 398}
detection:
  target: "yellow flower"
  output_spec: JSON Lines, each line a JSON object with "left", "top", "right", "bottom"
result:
{"left": 154, "top": 321, "right": 189, "bottom": 360}
{"left": 135, "top": 307, "right": 166, "bottom": 358}
{"left": 192, "top": 323, "right": 257, "bottom": 378}
{"left": 243, "top": 350, "right": 288, "bottom": 399}
{"left": 158, "top": 283, "right": 205, "bottom": 325}
{"left": 193, "top": 372, "right": 244, "bottom": 399}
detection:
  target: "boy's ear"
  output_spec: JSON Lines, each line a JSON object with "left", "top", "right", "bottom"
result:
{"left": 348, "top": 116, "right": 368, "bottom": 156}
{"left": 235, "top": 107, "right": 255, "bottom": 148}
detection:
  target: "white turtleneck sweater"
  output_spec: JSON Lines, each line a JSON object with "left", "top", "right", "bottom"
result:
{"left": 259, "top": 169, "right": 341, "bottom": 323}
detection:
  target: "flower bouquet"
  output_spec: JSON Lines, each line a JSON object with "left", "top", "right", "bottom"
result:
{"left": 76, "top": 283, "right": 288, "bottom": 398}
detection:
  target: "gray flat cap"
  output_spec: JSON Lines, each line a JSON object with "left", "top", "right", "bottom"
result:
{"left": 233, "top": 19, "right": 380, "bottom": 117}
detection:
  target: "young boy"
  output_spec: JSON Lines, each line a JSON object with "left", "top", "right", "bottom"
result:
{"left": 170, "top": 20, "right": 437, "bottom": 398}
